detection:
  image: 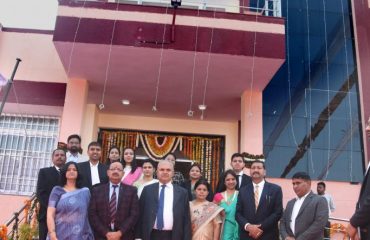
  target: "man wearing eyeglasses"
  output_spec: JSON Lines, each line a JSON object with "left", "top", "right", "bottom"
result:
{"left": 89, "top": 162, "right": 139, "bottom": 240}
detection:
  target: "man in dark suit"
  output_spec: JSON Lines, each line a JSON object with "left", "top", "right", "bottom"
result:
{"left": 216, "top": 153, "right": 251, "bottom": 192}
{"left": 236, "top": 160, "right": 283, "bottom": 240}
{"left": 89, "top": 162, "right": 139, "bottom": 240}
{"left": 36, "top": 149, "right": 66, "bottom": 240}
{"left": 136, "top": 160, "right": 191, "bottom": 240}
{"left": 347, "top": 162, "right": 370, "bottom": 240}
{"left": 280, "top": 172, "right": 328, "bottom": 240}
{"left": 78, "top": 141, "right": 108, "bottom": 190}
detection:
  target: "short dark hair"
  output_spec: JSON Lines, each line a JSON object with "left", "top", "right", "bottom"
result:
{"left": 251, "top": 160, "right": 265, "bottom": 169}
{"left": 164, "top": 153, "right": 177, "bottom": 160}
{"left": 142, "top": 159, "right": 155, "bottom": 168}
{"left": 217, "top": 169, "right": 238, "bottom": 193}
{"left": 52, "top": 148, "right": 66, "bottom": 156}
{"left": 317, "top": 181, "right": 326, "bottom": 188}
{"left": 292, "top": 172, "right": 311, "bottom": 181}
{"left": 88, "top": 141, "right": 101, "bottom": 150}
{"left": 231, "top": 153, "right": 243, "bottom": 161}
{"left": 59, "top": 162, "right": 82, "bottom": 188}
{"left": 194, "top": 179, "right": 211, "bottom": 192}
{"left": 67, "top": 134, "right": 81, "bottom": 143}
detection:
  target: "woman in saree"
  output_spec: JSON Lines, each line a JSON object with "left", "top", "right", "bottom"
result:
{"left": 190, "top": 179, "right": 223, "bottom": 240}
{"left": 47, "top": 161, "right": 94, "bottom": 240}
{"left": 133, "top": 159, "right": 158, "bottom": 197}
{"left": 121, "top": 147, "right": 143, "bottom": 185}
{"left": 213, "top": 170, "right": 239, "bottom": 240}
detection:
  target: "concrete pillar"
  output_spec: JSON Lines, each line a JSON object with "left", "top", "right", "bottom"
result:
{"left": 59, "top": 78, "right": 88, "bottom": 143}
{"left": 240, "top": 90, "right": 263, "bottom": 154}
{"left": 81, "top": 104, "right": 99, "bottom": 152}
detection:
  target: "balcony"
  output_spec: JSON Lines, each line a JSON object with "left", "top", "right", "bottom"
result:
{"left": 53, "top": 0, "right": 285, "bottom": 121}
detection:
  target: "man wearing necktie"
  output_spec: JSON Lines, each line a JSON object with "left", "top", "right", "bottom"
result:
{"left": 136, "top": 160, "right": 191, "bottom": 240}
{"left": 89, "top": 162, "right": 139, "bottom": 240}
{"left": 36, "top": 148, "right": 66, "bottom": 240}
{"left": 236, "top": 160, "right": 283, "bottom": 240}
{"left": 216, "top": 153, "right": 252, "bottom": 193}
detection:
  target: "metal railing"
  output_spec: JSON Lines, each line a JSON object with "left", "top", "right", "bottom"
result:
{"left": 76, "top": 0, "right": 282, "bottom": 17}
{"left": 324, "top": 217, "right": 350, "bottom": 240}
{"left": 5, "top": 193, "right": 38, "bottom": 240}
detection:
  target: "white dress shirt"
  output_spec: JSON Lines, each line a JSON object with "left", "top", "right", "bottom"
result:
{"left": 66, "top": 151, "right": 88, "bottom": 163}
{"left": 154, "top": 182, "right": 174, "bottom": 230}
{"left": 290, "top": 191, "right": 310, "bottom": 234}
{"left": 90, "top": 161, "right": 101, "bottom": 186}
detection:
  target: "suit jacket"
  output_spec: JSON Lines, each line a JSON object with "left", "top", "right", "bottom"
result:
{"left": 236, "top": 181, "right": 283, "bottom": 240}
{"left": 280, "top": 191, "right": 328, "bottom": 240}
{"left": 136, "top": 182, "right": 191, "bottom": 240}
{"left": 180, "top": 179, "right": 214, "bottom": 202}
{"left": 36, "top": 166, "right": 60, "bottom": 222}
{"left": 89, "top": 183, "right": 139, "bottom": 240}
{"left": 215, "top": 172, "right": 252, "bottom": 193}
{"left": 78, "top": 161, "right": 109, "bottom": 190}
{"left": 350, "top": 168, "right": 370, "bottom": 239}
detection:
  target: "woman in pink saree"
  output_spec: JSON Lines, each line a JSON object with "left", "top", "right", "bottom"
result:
{"left": 190, "top": 179, "right": 223, "bottom": 240}
{"left": 121, "top": 147, "right": 142, "bottom": 185}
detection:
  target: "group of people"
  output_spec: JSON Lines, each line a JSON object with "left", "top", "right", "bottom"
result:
{"left": 36, "top": 134, "right": 370, "bottom": 240}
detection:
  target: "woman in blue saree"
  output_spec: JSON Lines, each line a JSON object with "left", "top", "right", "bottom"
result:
{"left": 47, "top": 161, "right": 94, "bottom": 240}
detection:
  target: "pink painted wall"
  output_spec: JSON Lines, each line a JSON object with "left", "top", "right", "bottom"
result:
{"left": 0, "top": 194, "right": 29, "bottom": 224}
{"left": 352, "top": 0, "right": 370, "bottom": 164}
{"left": 0, "top": 31, "right": 67, "bottom": 83}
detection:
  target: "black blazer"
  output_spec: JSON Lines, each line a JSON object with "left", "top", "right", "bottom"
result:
{"left": 136, "top": 182, "right": 191, "bottom": 240}
{"left": 36, "top": 166, "right": 60, "bottom": 221}
{"left": 180, "top": 179, "right": 214, "bottom": 202}
{"left": 350, "top": 169, "right": 370, "bottom": 239}
{"left": 78, "top": 161, "right": 109, "bottom": 190}
{"left": 215, "top": 172, "right": 252, "bottom": 193}
{"left": 236, "top": 181, "right": 283, "bottom": 240}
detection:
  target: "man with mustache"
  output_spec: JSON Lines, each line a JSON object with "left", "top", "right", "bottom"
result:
{"left": 78, "top": 141, "right": 109, "bottom": 190}
{"left": 136, "top": 160, "right": 191, "bottom": 240}
{"left": 66, "top": 134, "right": 88, "bottom": 163}
{"left": 89, "top": 162, "right": 139, "bottom": 240}
{"left": 236, "top": 160, "right": 283, "bottom": 240}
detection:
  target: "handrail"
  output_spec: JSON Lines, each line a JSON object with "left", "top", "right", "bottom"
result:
{"left": 5, "top": 193, "right": 37, "bottom": 240}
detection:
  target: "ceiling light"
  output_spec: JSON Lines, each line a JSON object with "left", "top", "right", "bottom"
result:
{"left": 152, "top": 106, "right": 158, "bottom": 112}
{"left": 198, "top": 104, "right": 207, "bottom": 111}
{"left": 98, "top": 103, "right": 105, "bottom": 110}
{"left": 187, "top": 110, "right": 194, "bottom": 117}
{"left": 121, "top": 99, "right": 130, "bottom": 105}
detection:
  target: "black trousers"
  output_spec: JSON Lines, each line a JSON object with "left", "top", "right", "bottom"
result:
{"left": 150, "top": 229, "right": 172, "bottom": 240}
{"left": 38, "top": 220, "right": 48, "bottom": 240}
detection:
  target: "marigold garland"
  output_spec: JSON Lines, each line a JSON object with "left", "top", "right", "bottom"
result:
{"left": 0, "top": 225, "right": 7, "bottom": 240}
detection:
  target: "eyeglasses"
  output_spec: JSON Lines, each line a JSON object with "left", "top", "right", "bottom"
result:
{"left": 109, "top": 168, "right": 123, "bottom": 172}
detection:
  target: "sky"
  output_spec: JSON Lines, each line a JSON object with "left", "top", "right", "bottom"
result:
{"left": 0, "top": 0, "right": 58, "bottom": 30}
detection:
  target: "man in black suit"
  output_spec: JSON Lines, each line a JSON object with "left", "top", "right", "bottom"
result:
{"left": 78, "top": 141, "right": 108, "bottom": 190}
{"left": 89, "top": 162, "right": 139, "bottom": 240}
{"left": 347, "top": 162, "right": 370, "bottom": 240}
{"left": 36, "top": 148, "right": 66, "bottom": 240}
{"left": 216, "top": 153, "right": 251, "bottom": 192}
{"left": 236, "top": 160, "right": 283, "bottom": 240}
{"left": 136, "top": 160, "right": 191, "bottom": 240}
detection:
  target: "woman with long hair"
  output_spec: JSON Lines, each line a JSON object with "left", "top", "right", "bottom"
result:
{"left": 105, "top": 146, "right": 120, "bottom": 166}
{"left": 213, "top": 170, "right": 239, "bottom": 240}
{"left": 121, "top": 147, "right": 143, "bottom": 185}
{"left": 181, "top": 163, "right": 213, "bottom": 201}
{"left": 133, "top": 160, "right": 158, "bottom": 197}
{"left": 190, "top": 179, "right": 223, "bottom": 240}
{"left": 46, "top": 162, "right": 94, "bottom": 240}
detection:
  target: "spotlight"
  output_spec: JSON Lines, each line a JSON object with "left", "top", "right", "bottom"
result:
{"left": 198, "top": 104, "right": 207, "bottom": 111}
{"left": 187, "top": 110, "right": 194, "bottom": 117}
{"left": 98, "top": 103, "right": 105, "bottom": 110}
{"left": 121, "top": 99, "right": 130, "bottom": 105}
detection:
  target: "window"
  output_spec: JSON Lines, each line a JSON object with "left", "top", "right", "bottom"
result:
{"left": 0, "top": 114, "right": 60, "bottom": 195}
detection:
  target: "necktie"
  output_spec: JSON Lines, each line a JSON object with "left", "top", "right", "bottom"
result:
{"left": 109, "top": 185, "right": 118, "bottom": 225}
{"left": 156, "top": 184, "right": 166, "bottom": 230}
{"left": 254, "top": 185, "right": 259, "bottom": 211}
